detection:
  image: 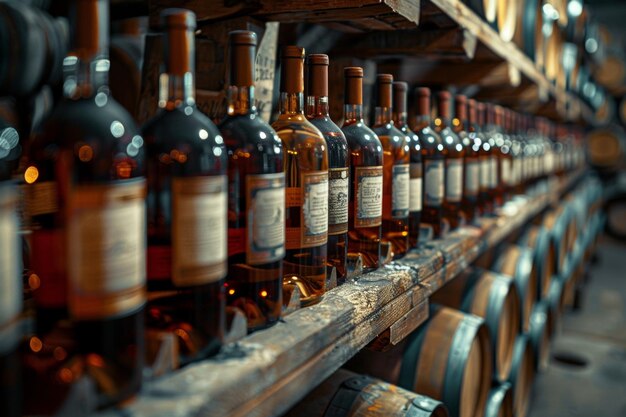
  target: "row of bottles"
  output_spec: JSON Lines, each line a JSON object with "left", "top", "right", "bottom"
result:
{"left": 0, "top": 1, "right": 585, "bottom": 415}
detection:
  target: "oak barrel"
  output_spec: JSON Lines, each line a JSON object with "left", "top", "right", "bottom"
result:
{"left": 483, "top": 383, "right": 513, "bottom": 417}
{"left": 490, "top": 245, "right": 537, "bottom": 332}
{"left": 431, "top": 269, "right": 521, "bottom": 382}
{"left": 496, "top": 0, "right": 518, "bottom": 42}
{"left": 507, "top": 335, "right": 535, "bottom": 417}
{"left": 467, "top": 0, "right": 497, "bottom": 26}
{"left": 539, "top": 206, "right": 570, "bottom": 277}
{"left": 284, "top": 369, "right": 449, "bottom": 417}
{"left": 519, "top": 225, "right": 555, "bottom": 300}
{"left": 397, "top": 306, "right": 492, "bottom": 417}
{"left": 528, "top": 301, "right": 553, "bottom": 372}
{"left": 547, "top": 278, "right": 565, "bottom": 335}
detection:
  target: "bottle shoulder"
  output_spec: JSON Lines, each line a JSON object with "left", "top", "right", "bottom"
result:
{"left": 219, "top": 112, "right": 282, "bottom": 153}
{"left": 142, "top": 107, "right": 224, "bottom": 149}
{"left": 271, "top": 114, "right": 327, "bottom": 148}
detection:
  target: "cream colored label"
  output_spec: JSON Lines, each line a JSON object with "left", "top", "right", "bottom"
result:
{"left": 392, "top": 164, "right": 410, "bottom": 218}
{"left": 0, "top": 186, "right": 21, "bottom": 328}
{"left": 502, "top": 159, "right": 511, "bottom": 186}
{"left": 172, "top": 176, "right": 227, "bottom": 286}
{"left": 409, "top": 162, "right": 422, "bottom": 212}
{"left": 465, "top": 159, "right": 479, "bottom": 196}
{"left": 25, "top": 180, "right": 58, "bottom": 217}
{"left": 424, "top": 159, "right": 444, "bottom": 207}
{"left": 446, "top": 159, "right": 463, "bottom": 203}
{"left": 480, "top": 158, "right": 490, "bottom": 188}
{"left": 355, "top": 166, "right": 383, "bottom": 228}
{"left": 68, "top": 180, "right": 146, "bottom": 319}
{"left": 328, "top": 168, "right": 349, "bottom": 234}
{"left": 247, "top": 173, "right": 285, "bottom": 265}
{"left": 489, "top": 156, "right": 498, "bottom": 188}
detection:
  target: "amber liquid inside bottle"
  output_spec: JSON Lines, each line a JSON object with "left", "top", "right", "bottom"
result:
{"left": 371, "top": 75, "right": 409, "bottom": 259}
{"left": 272, "top": 47, "right": 328, "bottom": 306}
{"left": 142, "top": 9, "right": 226, "bottom": 364}
{"left": 412, "top": 88, "right": 445, "bottom": 238}
{"left": 0, "top": 181, "right": 22, "bottom": 417}
{"left": 341, "top": 68, "right": 383, "bottom": 271}
{"left": 455, "top": 96, "right": 479, "bottom": 224}
{"left": 477, "top": 102, "right": 495, "bottom": 215}
{"left": 485, "top": 104, "right": 503, "bottom": 208}
{"left": 306, "top": 54, "right": 349, "bottom": 284}
{"left": 393, "top": 82, "right": 421, "bottom": 248}
{"left": 434, "top": 92, "right": 464, "bottom": 230}
{"left": 219, "top": 31, "right": 284, "bottom": 331}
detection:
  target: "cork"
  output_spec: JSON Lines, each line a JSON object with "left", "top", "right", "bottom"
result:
{"left": 344, "top": 67, "right": 363, "bottom": 105}
{"left": 455, "top": 95, "right": 468, "bottom": 121}
{"left": 393, "top": 82, "right": 408, "bottom": 113}
{"left": 228, "top": 31, "right": 257, "bottom": 87}
{"left": 307, "top": 54, "right": 329, "bottom": 97}
{"left": 280, "top": 45, "right": 305, "bottom": 94}
{"left": 437, "top": 91, "right": 451, "bottom": 119}
{"left": 73, "top": 0, "right": 107, "bottom": 60}
{"left": 376, "top": 74, "right": 393, "bottom": 108}
{"left": 161, "top": 8, "right": 196, "bottom": 76}
{"left": 416, "top": 87, "right": 431, "bottom": 116}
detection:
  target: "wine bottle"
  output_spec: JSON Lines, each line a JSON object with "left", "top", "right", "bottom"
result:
{"left": 371, "top": 74, "right": 409, "bottom": 259}
{"left": 412, "top": 88, "right": 445, "bottom": 238}
{"left": 484, "top": 104, "right": 503, "bottom": 207}
{"left": 306, "top": 54, "right": 349, "bottom": 284}
{"left": 0, "top": 122, "right": 22, "bottom": 417}
{"left": 219, "top": 31, "right": 285, "bottom": 331}
{"left": 434, "top": 91, "right": 463, "bottom": 230}
{"left": 272, "top": 46, "right": 329, "bottom": 306}
{"left": 341, "top": 67, "right": 383, "bottom": 272}
{"left": 477, "top": 102, "right": 494, "bottom": 215}
{"left": 454, "top": 96, "right": 479, "bottom": 224}
{"left": 393, "top": 81, "right": 421, "bottom": 248}
{"left": 141, "top": 9, "right": 226, "bottom": 363}
{"left": 24, "top": 0, "right": 145, "bottom": 408}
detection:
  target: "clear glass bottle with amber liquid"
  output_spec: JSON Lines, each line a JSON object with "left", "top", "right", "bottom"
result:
{"left": 341, "top": 67, "right": 383, "bottom": 272}
{"left": 493, "top": 105, "right": 511, "bottom": 204}
{"left": 219, "top": 31, "right": 285, "bottom": 331}
{"left": 141, "top": 9, "right": 226, "bottom": 363}
{"left": 371, "top": 75, "right": 409, "bottom": 259}
{"left": 434, "top": 91, "right": 464, "bottom": 230}
{"left": 272, "top": 46, "right": 329, "bottom": 307}
{"left": 454, "top": 95, "right": 479, "bottom": 224}
{"left": 0, "top": 122, "right": 22, "bottom": 417}
{"left": 306, "top": 54, "right": 349, "bottom": 285}
{"left": 477, "top": 102, "right": 495, "bottom": 215}
{"left": 23, "top": 0, "right": 145, "bottom": 409}
{"left": 485, "top": 104, "right": 503, "bottom": 207}
{"left": 393, "top": 81, "right": 421, "bottom": 248}
{"left": 412, "top": 88, "right": 445, "bottom": 238}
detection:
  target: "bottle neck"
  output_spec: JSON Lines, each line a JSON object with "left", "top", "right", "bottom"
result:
{"left": 159, "top": 72, "right": 195, "bottom": 110}
{"left": 394, "top": 111, "right": 408, "bottom": 128}
{"left": 415, "top": 114, "right": 431, "bottom": 129}
{"left": 374, "top": 106, "right": 392, "bottom": 125}
{"left": 280, "top": 92, "right": 304, "bottom": 115}
{"left": 344, "top": 104, "right": 364, "bottom": 124}
{"left": 306, "top": 95, "right": 329, "bottom": 117}
{"left": 63, "top": 55, "right": 110, "bottom": 100}
{"left": 227, "top": 85, "right": 255, "bottom": 116}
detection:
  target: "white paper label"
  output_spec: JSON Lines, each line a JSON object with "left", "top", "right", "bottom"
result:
{"left": 502, "top": 159, "right": 511, "bottom": 186}
{"left": 172, "top": 176, "right": 227, "bottom": 286}
{"left": 465, "top": 160, "right": 479, "bottom": 196}
{"left": 489, "top": 156, "right": 498, "bottom": 188}
{"left": 355, "top": 166, "right": 383, "bottom": 228}
{"left": 0, "top": 185, "right": 21, "bottom": 329}
{"left": 392, "top": 164, "right": 410, "bottom": 218}
{"left": 480, "top": 158, "right": 490, "bottom": 189}
{"left": 303, "top": 173, "right": 329, "bottom": 238}
{"left": 409, "top": 161, "right": 422, "bottom": 212}
{"left": 68, "top": 180, "right": 146, "bottom": 319}
{"left": 328, "top": 168, "right": 349, "bottom": 232}
{"left": 247, "top": 173, "right": 285, "bottom": 265}
{"left": 446, "top": 159, "right": 463, "bottom": 202}
{"left": 424, "top": 159, "right": 444, "bottom": 207}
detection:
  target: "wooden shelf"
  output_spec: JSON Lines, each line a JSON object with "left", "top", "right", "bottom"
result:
{"left": 97, "top": 171, "right": 586, "bottom": 417}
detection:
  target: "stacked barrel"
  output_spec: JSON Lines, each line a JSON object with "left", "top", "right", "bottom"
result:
{"left": 285, "top": 175, "right": 602, "bottom": 417}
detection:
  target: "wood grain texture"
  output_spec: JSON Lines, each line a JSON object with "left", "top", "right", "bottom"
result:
{"left": 97, "top": 171, "right": 585, "bottom": 417}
